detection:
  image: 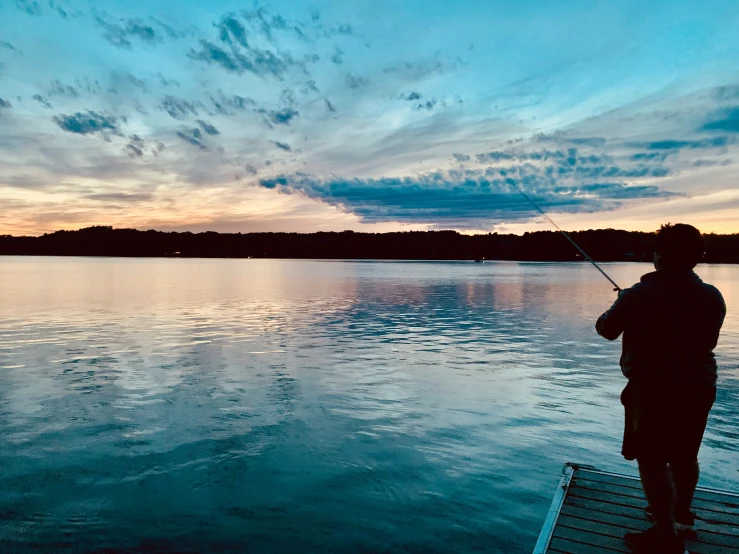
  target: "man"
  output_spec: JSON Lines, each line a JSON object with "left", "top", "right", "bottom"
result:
{"left": 596, "top": 223, "right": 726, "bottom": 554}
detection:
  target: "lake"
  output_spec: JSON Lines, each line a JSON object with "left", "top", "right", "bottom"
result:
{"left": 0, "top": 257, "right": 737, "bottom": 552}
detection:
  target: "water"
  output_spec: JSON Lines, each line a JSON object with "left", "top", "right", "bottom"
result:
{"left": 0, "top": 257, "right": 737, "bottom": 553}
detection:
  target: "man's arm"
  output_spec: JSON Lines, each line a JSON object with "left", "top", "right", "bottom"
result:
{"left": 596, "top": 288, "right": 634, "bottom": 340}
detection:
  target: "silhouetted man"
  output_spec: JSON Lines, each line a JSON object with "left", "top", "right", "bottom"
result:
{"left": 596, "top": 223, "right": 726, "bottom": 554}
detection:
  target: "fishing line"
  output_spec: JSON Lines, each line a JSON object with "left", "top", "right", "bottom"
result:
{"left": 514, "top": 186, "right": 622, "bottom": 292}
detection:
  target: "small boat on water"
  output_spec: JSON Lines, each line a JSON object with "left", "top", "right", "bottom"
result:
{"left": 533, "top": 463, "right": 739, "bottom": 554}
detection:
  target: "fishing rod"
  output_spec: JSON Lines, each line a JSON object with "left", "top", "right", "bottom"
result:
{"left": 514, "top": 186, "right": 622, "bottom": 292}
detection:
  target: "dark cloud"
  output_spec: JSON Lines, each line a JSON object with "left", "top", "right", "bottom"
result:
{"left": 711, "top": 85, "right": 739, "bottom": 102}
{"left": 240, "top": 8, "right": 295, "bottom": 42}
{"left": 32, "top": 94, "right": 53, "bottom": 108}
{"left": 96, "top": 16, "right": 161, "bottom": 49}
{"left": 176, "top": 128, "right": 207, "bottom": 150}
{"left": 53, "top": 111, "right": 121, "bottom": 137}
{"left": 188, "top": 39, "right": 292, "bottom": 78}
{"left": 0, "top": 41, "right": 18, "bottom": 52}
{"left": 16, "top": 0, "right": 42, "bottom": 16}
{"left": 210, "top": 92, "right": 256, "bottom": 114}
{"left": 453, "top": 153, "right": 470, "bottom": 162}
{"left": 48, "top": 0, "right": 68, "bottom": 18}
{"left": 216, "top": 14, "right": 249, "bottom": 49}
{"left": 702, "top": 107, "right": 739, "bottom": 133}
{"left": 413, "top": 98, "right": 441, "bottom": 111}
{"left": 324, "top": 98, "right": 336, "bottom": 113}
{"left": 157, "top": 74, "right": 180, "bottom": 88}
{"left": 83, "top": 193, "right": 153, "bottom": 202}
{"left": 197, "top": 120, "right": 220, "bottom": 135}
{"left": 257, "top": 171, "right": 673, "bottom": 226}
{"left": 273, "top": 141, "right": 291, "bottom": 151}
{"left": 301, "top": 80, "right": 319, "bottom": 94}
{"left": 189, "top": 40, "right": 240, "bottom": 72}
{"left": 189, "top": 11, "right": 311, "bottom": 79}
{"left": 346, "top": 74, "right": 368, "bottom": 89}
{"left": 125, "top": 144, "right": 144, "bottom": 157}
{"left": 640, "top": 137, "right": 734, "bottom": 150}
{"left": 383, "top": 60, "right": 453, "bottom": 80}
{"left": 149, "top": 18, "right": 190, "bottom": 40}
{"left": 124, "top": 135, "right": 145, "bottom": 157}
{"left": 160, "top": 95, "right": 202, "bottom": 120}
{"left": 318, "top": 22, "right": 354, "bottom": 39}
{"left": 245, "top": 164, "right": 258, "bottom": 175}
{"left": 257, "top": 108, "right": 299, "bottom": 125}
{"left": 401, "top": 91, "right": 422, "bottom": 101}
{"left": 0, "top": 98, "right": 11, "bottom": 114}
{"left": 108, "top": 71, "right": 149, "bottom": 94}
{"left": 331, "top": 47, "right": 344, "bottom": 64}
{"left": 49, "top": 80, "right": 79, "bottom": 98}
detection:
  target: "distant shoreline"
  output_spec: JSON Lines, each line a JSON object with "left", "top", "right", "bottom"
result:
{"left": 1, "top": 226, "right": 738, "bottom": 263}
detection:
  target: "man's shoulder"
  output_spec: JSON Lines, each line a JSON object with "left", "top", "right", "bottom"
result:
{"left": 698, "top": 281, "right": 726, "bottom": 307}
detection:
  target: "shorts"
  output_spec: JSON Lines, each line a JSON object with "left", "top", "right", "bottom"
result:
{"left": 621, "top": 381, "right": 716, "bottom": 462}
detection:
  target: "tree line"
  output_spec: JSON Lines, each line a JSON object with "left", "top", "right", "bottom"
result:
{"left": 1, "top": 226, "right": 738, "bottom": 263}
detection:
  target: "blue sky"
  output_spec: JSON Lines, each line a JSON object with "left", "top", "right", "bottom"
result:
{"left": 1, "top": 0, "right": 739, "bottom": 235}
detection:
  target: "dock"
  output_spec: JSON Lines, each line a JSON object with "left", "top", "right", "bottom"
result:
{"left": 533, "top": 463, "right": 739, "bottom": 553}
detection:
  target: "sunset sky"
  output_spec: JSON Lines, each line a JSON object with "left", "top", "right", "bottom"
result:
{"left": 1, "top": 0, "right": 739, "bottom": 236}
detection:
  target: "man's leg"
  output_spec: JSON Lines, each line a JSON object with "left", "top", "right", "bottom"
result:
{"left": 671, "top": 458, "right": 699, "bottom": 519}
{"left": 637, "top": 457, "right": 677, "bottom": 538}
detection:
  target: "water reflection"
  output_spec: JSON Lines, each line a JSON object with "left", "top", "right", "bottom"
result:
{"left": 0, "top": 257, "right": 736, "bottom": 552}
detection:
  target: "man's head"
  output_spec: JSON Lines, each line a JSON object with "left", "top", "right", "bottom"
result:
{"left": 654, "top": 223, "right": 705, "bottom": 271}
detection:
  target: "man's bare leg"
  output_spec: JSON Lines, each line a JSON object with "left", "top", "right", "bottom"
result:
{"left": 638, "top": 458, "right": 677, "bottom": 537}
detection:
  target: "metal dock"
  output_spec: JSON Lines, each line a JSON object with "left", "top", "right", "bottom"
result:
{"left": 533, "top": 463, "right": 739, "bottom": 553}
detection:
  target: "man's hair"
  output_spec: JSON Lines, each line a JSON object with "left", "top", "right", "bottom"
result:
{"left": 655, "top": 223, "right": 705, "bottom": 270}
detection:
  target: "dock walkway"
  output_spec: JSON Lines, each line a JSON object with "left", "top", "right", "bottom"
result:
{"left": 533, "top": 464, "right": 739, "bottom": 553}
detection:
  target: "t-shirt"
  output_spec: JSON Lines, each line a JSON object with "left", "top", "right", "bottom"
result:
{"left": 596, "top": 269, "right": 726, "bottom": 386}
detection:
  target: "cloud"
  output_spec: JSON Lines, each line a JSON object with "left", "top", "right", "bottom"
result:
{"left": 257, "top": 171, "right": 673, "bottom": 226}
{"left": 301, "top": 80, "right": 319, "bottom": 94}
{"left": 83, "top": 193, "right": 153, "bottom": 202}
{"left": 640, "top": 137, "right": 734, "bottom": 150}
{"left": 16, "top": 0, "right": 42, "bottom": 16}
{"left": 125, "top": 143, "right": 144, "bottom": 157}
{"left": 324, "top": 98, "right": 336, "bottom": 112}
{"left": 210, "top": 92, "right": 256, "bottom": 114}
{"left": 53, "top": 111, "right": 122, "bottom": 137}
{"left": 124, "top": 135, "right": 145, "bottom": 157}
{"left": 108, "top": 71, "right": 149, "bottom": 94}
{"left": 160, "top": 95, "right": 202, "bottom": 120}
{"left": 346, "top": 74, "right": 368, "bottom": 89}
{"left": 257, "top": 107, "right": 299, "bottom": 125}
{"left": 48, "top": 0, "right": 68, "bottom": 18}
{"left": 216, "top": 14, "right": 250, "bottom": 49}
{"left": 331, "top": 47, "right": 343, "bottom": 64}
{"left": 273, "top": 141, "right": 292, "bottom": 151}
{"left": 0, "top": 98, "right": 12, "bottom": 114}
{"left": 188, "top": 39, "right": 293, "bottom": 78}
{"left": 453, "top": 153, "right": 470, "bottom": 162}
{"left": 176, "top": 128, "right": 207, "bottom": 150}
{"left": 188, "top": 12, "right": 310, "bottom": 80}
{"left": 413, "top": 98, "right": 442, "bottom": 111}
{"left": 96, "top": 16, "right": 161, "bottom": 49}
{"left": 400, "top": 91, "right": 422, "bottom": 101}
{"left": 383, "top": 59, "right": 457, "bottom": 80}
{"left": 197, "top": 120, "right": 220, "bottom": 135}
{"left": 188, "top": 40, "right": 240, "bottom": 72}
{"left": 0, "top": 41, "right": 18, "bottom": 52}
{"left": 48, "top": 80, "right": 79, "bottom": 98}
{"left": 32, "top": 94, "right": 53, "bottom": 108}
{"left": 702, "top": 107, "right": 739, "bottom": 133}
